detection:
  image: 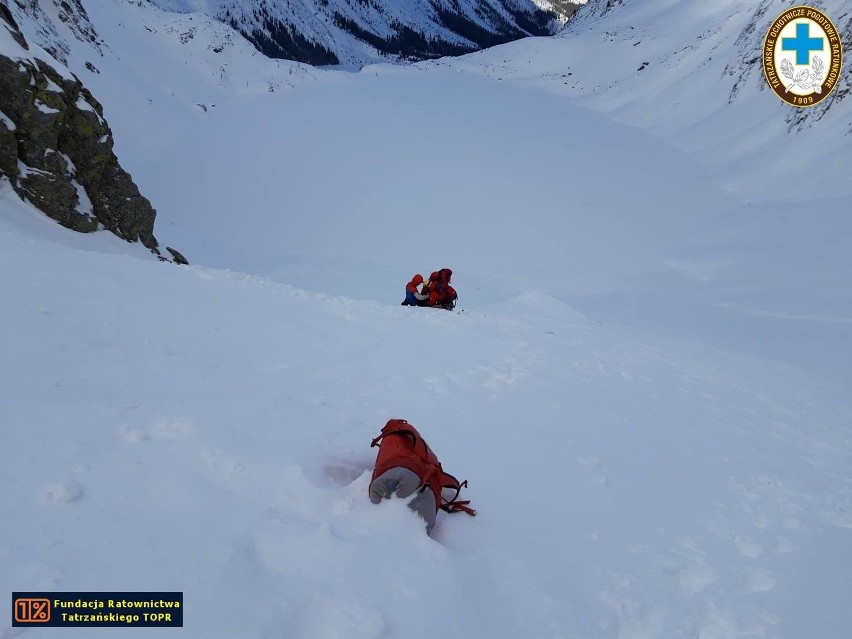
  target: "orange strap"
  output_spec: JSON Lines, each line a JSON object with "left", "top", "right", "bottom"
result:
{"left": 441, "top": 500, "right": 476, "bottom": 516}
{"left": 437, "top": 474, "right": 476, "bottom": 516}
{"left": 371, "top": 427, "right": 418, "bottom": 449}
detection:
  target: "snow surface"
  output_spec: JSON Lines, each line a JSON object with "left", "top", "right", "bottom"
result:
{"left": 33, "top": 99, "right": 59, "bottom": 114}
{"left": 42, "top": 75, "right": 63, "bottom": 93}
{"left": 0, "top": 110, "right": 15, "bottom": 131}
{"left": 2, "top": 1, "right": 852, "bottom": 638}
{"left": 69, "top": 178, "right": 94, "bottom": 217}
{"left": 3, "top": 178, "right": 851, "bottom": 638}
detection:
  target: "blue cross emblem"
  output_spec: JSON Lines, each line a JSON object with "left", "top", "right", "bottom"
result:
{"left": 782, "top": 22, "right": 824, "bottom": 65}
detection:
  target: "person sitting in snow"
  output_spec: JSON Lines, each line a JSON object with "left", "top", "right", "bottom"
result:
{"left": 401, "top": 273, "right": 429, "bottom": 306}
{"left": 424, "top": 268, "right": 457, "bottom": 310}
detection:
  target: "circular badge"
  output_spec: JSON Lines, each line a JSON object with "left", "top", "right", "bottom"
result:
{"left": 762, "top": 6, "right": 843, "bottom": 107}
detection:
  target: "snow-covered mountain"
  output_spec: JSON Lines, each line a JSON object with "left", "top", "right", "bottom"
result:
{"left": 5, "top": 0, "right": 103, "bottom": 65}
{"left": 434, "top": 0, "right": 852, "bottom": 197}
{"left": 147, "top": 0, "right": 579, "bottom": 65}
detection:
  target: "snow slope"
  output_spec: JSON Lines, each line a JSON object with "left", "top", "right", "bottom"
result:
{"left": 2, "top": 1, "right": 852, "bottom": 638}
{"left": 68, "top": 0, "right": 851, "bottom": 383}
{"left": 2, "top": 182, "right": 851, "bottom": 639}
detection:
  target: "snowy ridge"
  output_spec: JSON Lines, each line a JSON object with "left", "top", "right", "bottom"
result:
{"left": 147, "top": 0, "right": 577, "bottom": 64}
{"left": 7, "top": 0, "right": 103, "bottom": 65}
{"left": 430, "top": 0, "right": 852, "bottom": 198}
{"left": 6, "top": 0, "right": 321, "bottom": 96}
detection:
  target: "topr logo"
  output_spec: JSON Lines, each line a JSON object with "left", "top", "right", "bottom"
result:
{"left": 762, "top": 6, "right": 843, "bottom": 107}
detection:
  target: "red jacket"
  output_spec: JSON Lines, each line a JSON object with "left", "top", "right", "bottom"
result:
{"left": 423, "top": 268, "right": 453, "bottom": 306}
{"left": 406, "top": 274, "right": 423, "bottom": 296}
{"left": 428, "top": 282, "right": 457, "bottom": 307}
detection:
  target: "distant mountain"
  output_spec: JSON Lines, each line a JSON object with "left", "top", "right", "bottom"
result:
{"left": 149, "top": 0, "right": 581, "bottom": 65}
{"left": 569, "top": 0, "right": 851, "bottom": 132}
{"left": 431, "top": 0, "right": 852, "bottom": 199}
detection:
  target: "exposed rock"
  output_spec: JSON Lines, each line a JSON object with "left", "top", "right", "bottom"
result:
{"left": 166, "top": 247, "right": 189, "bottom": 266}
{"left": 0, "top": 7, "right": 185, "bottom": 262}
{"left": 9, "top": 0, "right": 102, "bottom": 65}
{"left": 0, "top": 109, "right": 16, "bottom": 178}
{"left": 0, "top": 1, "right": 27, "bottom": 49}
{"left": 19, "top": 165, "right": 97, "bottom": 231}
{"left": 53, "top": 0, "right": 102, "bottom": 52}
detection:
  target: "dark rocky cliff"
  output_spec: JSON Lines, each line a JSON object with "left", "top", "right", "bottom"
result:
{"left": 0, "top": 3, "right": 185, "bottom": 263}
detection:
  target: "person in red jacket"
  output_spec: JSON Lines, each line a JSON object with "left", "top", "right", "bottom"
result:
{"left": 401, "top": 273, "right": 428, "bottom": 306}
{"left": 426, "top": 268, "right": 457, "bottom": 309}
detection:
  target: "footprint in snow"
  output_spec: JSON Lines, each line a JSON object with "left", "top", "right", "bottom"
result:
{"left": 11, "top": 562, "right": 64, "bottom": 589}
{"left": 45, "top": 480, "right": 84, "bottom": 503}
{"left": 298, "top": 599, "right": 384, "bottom": 639}
{"left": 323, "top": 460, "right": 374, "bottom": 487}
{"left": 733, "top": 534, "right": 763, "bottom": 558}
{"left": 742, "top": 567, "right": 776, "bottom": 593}
{"left": 122, "top": 418, "right": 195, "bottom": 443}
{"left": 679, "top": 566, "right": 717, "bottom": 596}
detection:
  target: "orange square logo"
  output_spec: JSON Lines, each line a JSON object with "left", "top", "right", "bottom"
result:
{"left": 14, "top": 598, "right": 51, "bottom": 623}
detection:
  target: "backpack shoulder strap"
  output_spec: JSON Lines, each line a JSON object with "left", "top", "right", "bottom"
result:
{"left": 435, "top": 469, "right": 476, "bottom": 516}
{"left": 370, "top": 419, "right": 423, "bottom": 451}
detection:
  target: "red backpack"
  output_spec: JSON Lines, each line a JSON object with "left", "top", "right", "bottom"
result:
{"left": 424, "top": 269, "right": 457, "bottom": 308}
{"left": 370, "top": 419, "right": 476, "bottom": 516}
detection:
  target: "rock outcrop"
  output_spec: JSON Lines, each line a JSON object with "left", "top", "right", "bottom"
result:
{"left": 0, "top": 4, "right": 183, "bottom": 261}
